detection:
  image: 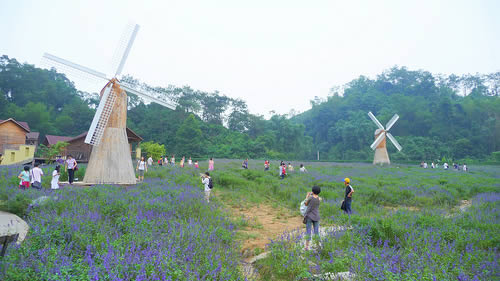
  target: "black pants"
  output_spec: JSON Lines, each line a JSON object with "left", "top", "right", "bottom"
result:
{"left": 68, "top": 168, "right": 75, "bottom": 184}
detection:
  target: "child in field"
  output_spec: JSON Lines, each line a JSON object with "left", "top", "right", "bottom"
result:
{"left": 171, "top": 155, "right": 175, "bottom": 166}
{"left": 208, "top": 158, "right": 214, "bottom": 171}
{"left": 18, "top": 166, "right": 30, "bottom": 189}
{"left": 180, "top": 156, "right": 185, "bottom": 168}
{"left": 300, "top": 164, "right": 308, "bottom": 173}
{"left": 51, "top": 165, "right": 61, "bottom": 189}
{"left": 136, "top": 156, "right": 147, "bottom": 181}
{"left": 188, "top": 157, "right": 193, "bottom": 166}
{"left": 194, "top": 160, "right": 199, "bottom": 169}
{"left": 201, "top": 172, "right": 212, "bottom": 202}
{"left": 264, "top": 160, "right": 270, "bottom": 171}
{"left": 242, "top": 159, "right": 248, "bottom": 169}
{"left": 280, "top": 163, "right": 286, "bottom": 179}
{"left": 288, "top": 163, "right": 294, "bottom": 172}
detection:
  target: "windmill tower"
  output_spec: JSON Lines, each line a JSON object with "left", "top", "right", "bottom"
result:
{"left": 41, "top": 24, "right": 176, "bottom": 184}
{"left": 367, "top": 111, "right": 402, "bottom": 165}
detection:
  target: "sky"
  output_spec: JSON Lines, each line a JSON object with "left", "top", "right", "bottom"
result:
{"left": 1, "top": 0, "right": 499, "bottom": 117}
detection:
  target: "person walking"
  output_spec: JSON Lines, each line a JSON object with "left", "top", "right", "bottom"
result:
{"left": 300, "top": 164, "right": 308, "bottom": 173}
{"left": 463, "top": 163, "right": 467, "bottom": 172}
{"left": 280, "top": 163, "right": 286, "bottom": 179}
{"left": 136, "top": 156, "right": 147, "bottom": 181}
{"left": 343, "top": 178, "right": 354, "bottom": 214}
{"left": 18, "top": 166, "right": 30, "bottom": 189}
{"left": 51, "top": 165, "right": 61, "bottom": 190}
{"left": 264, "top": 160, "right": 270, "bottom": 171}
{"left": 65, "top": 155, "right": 77, "bottom": 184}
{"left": 188, "top": 157, "right": 193, "bottom": 166}
{"left": 31, "top": 163, "right": 44, "bottom": 189}
{"left": 147, "top": 156, "right": 153, "bottom": 167}
{"left": 304, "top": 185, "right": 321, "bottom": 251}
{"left": 171, "top": 155, "right": 176, "bottom": 166}
{"left": 201, "top": 172, "right": 212, "bottom": 203}
{"left": 208, "top": 158, "right": 214, "bottom": 171}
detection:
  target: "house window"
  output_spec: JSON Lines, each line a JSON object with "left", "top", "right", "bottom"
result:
{"left": 25, "top": 147, "right": 30, "bottom": 157}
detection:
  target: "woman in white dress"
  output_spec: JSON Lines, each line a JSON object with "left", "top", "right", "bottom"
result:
{"left": 51, "top": 165, "right": 61, "bottom": 189}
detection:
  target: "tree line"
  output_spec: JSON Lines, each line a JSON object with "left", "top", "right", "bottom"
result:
{"left": 0, "top": 55, "right": 498, "bottom": 162}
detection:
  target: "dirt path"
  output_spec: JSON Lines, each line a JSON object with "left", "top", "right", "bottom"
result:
{"left": 231, "top": 204, "right": 303, "bottom": 259}
{"left": 214, "top": 190, "right": 304, "bottom": 260}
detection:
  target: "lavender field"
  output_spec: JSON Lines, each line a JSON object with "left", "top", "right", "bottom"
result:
{"left": 0, "top": 161, "right": 499, "bottom": 280}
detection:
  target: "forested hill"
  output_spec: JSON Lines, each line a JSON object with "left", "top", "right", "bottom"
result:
{"left": 1, "top": 55, "right": 499, "bottom": 161}
{"left": 293, "top": 67, "right": 500, "bottom": 161}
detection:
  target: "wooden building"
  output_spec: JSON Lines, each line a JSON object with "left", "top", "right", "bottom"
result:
{"left": 44, "top": 128, "right": 143, "bottom": 162}
{"left": 0, "top": 118, "right": 37, "bottom": 165}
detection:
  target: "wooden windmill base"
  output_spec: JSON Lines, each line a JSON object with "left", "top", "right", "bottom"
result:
{"left": 83, "top": 81, "right": 137, "bottom": 185}
{"left": 373, "top": 147, "right": 390, "bottom": 165}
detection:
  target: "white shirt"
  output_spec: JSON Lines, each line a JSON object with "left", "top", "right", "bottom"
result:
{"left": 188, "top": 159, "right": 192, "bottom": 165}
{"left": 138, "top": 161, "right": 146, "bottom": 170}
{"left": 300, "top": 167, "right": 306, "bottom": 172}
{"left": 51, "top": 170, "right": 60, "bottom": 189}
{"left": 31, "top": 167, "right": 44, "bottom": 183}
{"left": 202, "top": 177, "right": 211, "bottom": 191}
{"left": 463, "top": 165, "right": 467, "bottom": 171}
{"left": 147, "top": 157, "right": 153, "bottom": 166}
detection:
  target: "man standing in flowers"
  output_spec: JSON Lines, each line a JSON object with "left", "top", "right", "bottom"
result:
{"left": 343, "top": 178, "right": 354, "bottom": 214}
{"left": 201, "top": 172, "right": 212, "bottom": 202}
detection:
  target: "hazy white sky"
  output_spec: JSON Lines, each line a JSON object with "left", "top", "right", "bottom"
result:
{"left": 1, "top": 0, "right": 499, "bottom": 116}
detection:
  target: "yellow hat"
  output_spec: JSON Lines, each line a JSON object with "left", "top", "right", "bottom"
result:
{"left": 344, "top": 178, "right": 350, "bottom": 183}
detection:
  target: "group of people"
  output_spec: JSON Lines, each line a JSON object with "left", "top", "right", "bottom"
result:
{"left": 302, "top": 177, "right": 354, "bottom": 250}
{"left": 17, "top": 155, "right": 78, "bottom": 190}
{"left": 152, "top": 155, "right": 200, "bottom": 168}
{"left": 136, "top": 156, "right": 216, "bottom": 181}
{"left": 421, "top": 161, "right": 467, "bottom": 171}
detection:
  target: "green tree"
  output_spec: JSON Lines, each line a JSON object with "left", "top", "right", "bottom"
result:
{"left": 140, "top": 141, "right": 166, "bottom": 160}
{"left": 175, "top": 114, "right": 203, "bottom": 157}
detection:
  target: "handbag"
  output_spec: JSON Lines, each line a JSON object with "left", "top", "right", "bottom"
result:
{"left": 300, "top": 200, "right": 307, "bottom": 216}
{"left": 74, "top": 165, "right": 79, "bottom": 171}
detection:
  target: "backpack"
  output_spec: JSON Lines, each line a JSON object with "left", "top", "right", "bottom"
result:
{"left": 208, "top": 178, "right": 213, "bottom": 189}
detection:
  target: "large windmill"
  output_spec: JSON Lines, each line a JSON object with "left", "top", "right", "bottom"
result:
{"left": 367, "top": 111, "right": 402, "bottom": 165}
{"left": 41, "top": 24, "right": 176, "bottom": 184}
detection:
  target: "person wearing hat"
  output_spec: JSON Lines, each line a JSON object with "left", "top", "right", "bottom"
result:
{"left": 343, "top": 178, "right": 354, "bottom": 214}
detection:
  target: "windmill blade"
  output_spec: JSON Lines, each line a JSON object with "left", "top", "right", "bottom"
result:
{"left": 385, "top": 114, "right": 399, "bottom": 131}
{"left": 370, "top": 132, "right": 385, "bottom": 150}
{"left": 41, "top": 53, "right": 109, "bottom": 93}
{"left": 85, "top": 83, "right": 117, "bottom": 146}
{"left": 368, "top": 111, "right": 384, "bottom": 130}
{"left": 120, "top": 79, "right": 176, "bottom": 110}
{"left": 42, "top": 53, "right": 108, "bottom": 80}
{"left": 386, "top": 132, "right": 402, "bottom": 151}
{"left": 111, "top": 23, "right": 140, "bottom": 77}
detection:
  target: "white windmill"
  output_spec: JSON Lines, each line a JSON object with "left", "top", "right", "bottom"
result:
{"left": 367, "top": 111, "right": 402, "bottom": 165}
{"left": 41, "top": 23, "right": 176, "bottom": 184}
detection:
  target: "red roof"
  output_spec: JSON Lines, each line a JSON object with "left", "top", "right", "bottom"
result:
{"left": 26, "top": 132, "right": 40, "bottom": 140}
{"left": 0, "top": 118, "right": 30, "bottom": 132}
{"left": 44, "top": 135, "right": 73, "bottom": 146}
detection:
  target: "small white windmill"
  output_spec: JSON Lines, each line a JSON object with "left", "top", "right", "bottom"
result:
{"left": 41, "top": 23, "right": 176, "bottom": 184}
{"left": 367, "top": 111, "right": 402, "bottom": 165}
